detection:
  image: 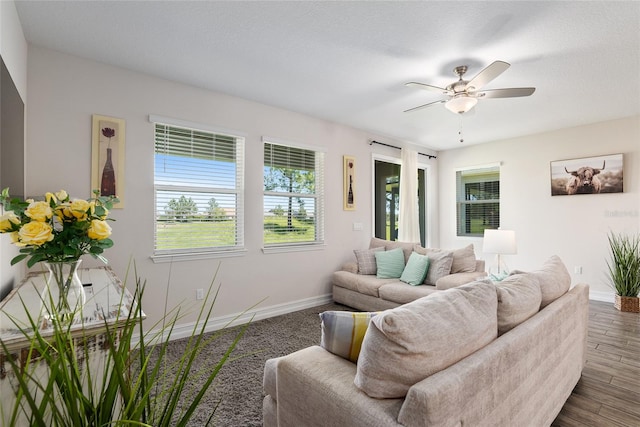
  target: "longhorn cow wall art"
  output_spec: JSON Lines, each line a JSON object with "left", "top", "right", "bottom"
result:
{"left": 550, "top": 154, "right": 623, "bottom": 196}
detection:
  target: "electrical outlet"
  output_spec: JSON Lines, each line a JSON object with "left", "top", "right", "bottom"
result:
{"left": 574, "top": 266, "right": 582, "bottom": 275}
{"left": 196, "top": 288, "right": 204, "bottom": 300}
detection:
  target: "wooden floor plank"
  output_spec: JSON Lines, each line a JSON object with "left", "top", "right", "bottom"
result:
{"left": 599, "top": 405, "right": 640, "bottom": 427}
{"left": 620, "top": 356, "right": 640, "bottom": 368}
{"left": 597, "top": 343, "right": 639, "bottom": 360}
{"left": 554, "top": 300, "right": 640, "bottom": 427}
{"left": 610, "top": 376, "right": 640, "bottom": 394}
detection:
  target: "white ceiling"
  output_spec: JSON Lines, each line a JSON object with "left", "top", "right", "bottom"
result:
{"left": 14, "top": 1, "right": 640, "bottom": 151}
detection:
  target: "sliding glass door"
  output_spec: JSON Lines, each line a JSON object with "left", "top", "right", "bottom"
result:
{"left": 374, "top": 160, "right": 426, "bottom": 246}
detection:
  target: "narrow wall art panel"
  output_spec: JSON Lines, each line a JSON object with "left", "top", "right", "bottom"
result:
{"left": 550, "top": 153, "right": 623, "bottom": 196}
{"left": 344, "top": 155, "right": 355, "bottom": 210}
{"left": 91, "top": 115, "right": 125, "bottom": 208}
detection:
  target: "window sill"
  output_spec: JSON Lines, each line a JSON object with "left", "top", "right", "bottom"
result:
{"left": 150, "top": 249, "right": 247, "bottom": 263}
{"left": 262, "top": 243, "right": 326, "bottom": 254}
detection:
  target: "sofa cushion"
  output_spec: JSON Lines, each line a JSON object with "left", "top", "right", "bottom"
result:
{"left": 354, "top": 280, "right": 498, "bottom": 398}
{"left": 399, "top": 252, "right": 430, "bottom": 285}
{"left": 320, "top": 311, "right": 377, "bottom": 362}
{"left": 451, "top": 244, "right": 477, "bottom": 273}
{"left": 435, "top": 271, "right": 487, "bottom": 290}
{"left": 495, "top": 273, "right": 542, "bottom": 334}
{"left": 332, "top": 271, "right": 397, "bottom": 297}
{"left": 375, "top": 247, "right": 405, "bottom": 279}
{"left": 511, "top": 255, "right": 571, "bottom": 308}
{"left": 370, "top": 237, "right": 418, "bottom": 263}
{"left": 378, "top": 282, "right": 439, "bottom": 305}
{"left": 354, "top": 247, "right": 384, "bottom": 275}
{"left": 414, "top": 246, "right": 454, "bottom": 285}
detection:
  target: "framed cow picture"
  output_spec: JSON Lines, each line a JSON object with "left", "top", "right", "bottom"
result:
{"left": 550, "top": 153, "right": 623, "bottom": 196}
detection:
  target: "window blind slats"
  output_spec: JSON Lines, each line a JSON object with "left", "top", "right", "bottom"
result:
{"left": 263, "top": 141, "right": 324, "bottom": 246}
{"left": 264, "top": 143, "right": 316, "bottom": 171}
{"left": 155, "top": 124, "right": 236, "bottom": 162}
{"left": 456, "top": 166, "right": 500, "bottom": 236}
{"left": 154, "top": 123, "right": 244, "bottom": 255}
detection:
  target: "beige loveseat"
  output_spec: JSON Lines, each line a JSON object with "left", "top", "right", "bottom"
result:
{"left": 263, "top": 256, "right": 589, "bottom": 427}
{"left": 333, "top": 238, "right": 486, "bottom": 311}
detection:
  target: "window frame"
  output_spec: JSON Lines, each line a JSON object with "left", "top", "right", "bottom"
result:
{"left": 150, "top": 115, "right": 246, "bottom": 262}
{"left": 455, "top": 163, "right": 501, "bottom": 237}
{"left": 262, "top": 136, "right": 325, "bottom": 253}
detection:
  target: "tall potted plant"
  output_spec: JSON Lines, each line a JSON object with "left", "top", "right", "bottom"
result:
{"left": 606, "top": 232, "right": 640, "bottom": 312}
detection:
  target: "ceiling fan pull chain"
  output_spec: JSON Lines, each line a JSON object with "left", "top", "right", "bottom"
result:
{"left": 458, "top": 115, "right": 465, "bottom": 143}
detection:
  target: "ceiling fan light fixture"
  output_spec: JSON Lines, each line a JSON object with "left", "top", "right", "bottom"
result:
{"left": 445, "top": 96, "right": 477, "bottom": 114}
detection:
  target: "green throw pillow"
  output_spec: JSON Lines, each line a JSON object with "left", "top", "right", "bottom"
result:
{"left": 400, "top": 252, "right": 430, "bottom": 285}
{"left": 375, "top": 247, "right": 405, "bottom": 278}
{"left": 320, "top": 311, "right": 378, "bottom": 362}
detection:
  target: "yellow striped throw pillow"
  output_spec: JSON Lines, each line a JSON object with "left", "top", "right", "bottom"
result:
{"left": 320, "top": 311, "right": 378, "bottom": 363}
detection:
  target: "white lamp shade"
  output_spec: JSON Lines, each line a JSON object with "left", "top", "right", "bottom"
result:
{"left": 445, "top": 96, "right": 478, "bottom": 114}
{"left": 483, "top": 229, "right": 517, "bottom": 254}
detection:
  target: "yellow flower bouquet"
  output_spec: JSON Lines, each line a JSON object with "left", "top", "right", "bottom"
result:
{"left": 0, "top": 188, "right": 118, "bottom": 267}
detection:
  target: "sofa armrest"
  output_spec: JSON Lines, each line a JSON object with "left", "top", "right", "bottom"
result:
{"left": 263, "top": 357, "right": 279, "bottom": 399}
{"left": 271, "top": 346, "right": 403, "bottom": 427}
{"left": 341, "top": 261, "right": 358, "bottom": 274}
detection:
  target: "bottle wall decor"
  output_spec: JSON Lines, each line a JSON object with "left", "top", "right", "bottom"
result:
{"left": 344, "top": 156, "right": 355, "bottom": 210}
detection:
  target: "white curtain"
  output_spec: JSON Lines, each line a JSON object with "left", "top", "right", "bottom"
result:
{"left": 398, "top": 148, "right": 421, "bottom": 242}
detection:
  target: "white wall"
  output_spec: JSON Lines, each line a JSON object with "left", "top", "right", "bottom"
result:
{"left": 0, "top": 0, "right": 27, "bottom": 99}
{"left": 0, "top": 0, "right": 27, "bottom": 298}
{"left": 25, "top": 46, "right": 436, "bottom": 326}
{"left": 437, "top": 116, "right": 640, "bottom": 299}
{"left": 23, "top": 44, "right": 636, "bottom": 324}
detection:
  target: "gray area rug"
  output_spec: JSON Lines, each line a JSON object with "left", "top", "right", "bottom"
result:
{"left": 164, "top": 302, "right": 352, "bottom": 426}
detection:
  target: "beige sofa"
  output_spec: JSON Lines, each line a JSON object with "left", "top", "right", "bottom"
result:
{"left": 263, "top": 256, "right": 589, "bottom": 427}
{"left": 333, "top": 238, "right": 487, "bottom": 311}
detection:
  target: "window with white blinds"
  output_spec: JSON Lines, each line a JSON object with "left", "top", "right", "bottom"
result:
{"left": 263, "top": 140, "right": 324, "bottom": 247}
{"left": 153, "top": 121, "right": 244, "bottom": 256}
{"left": 456, "top": 165, "right": 500, "bottom": 237}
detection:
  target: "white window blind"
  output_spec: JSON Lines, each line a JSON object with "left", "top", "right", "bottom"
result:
{"left": 263, "top": 141, "right": 324, "bottom": 247}
{"left": 456, "top": 166, "right": 500, "bottom": 236}
{"left": 154, "top": 122, "right": 244, "bottom": 255}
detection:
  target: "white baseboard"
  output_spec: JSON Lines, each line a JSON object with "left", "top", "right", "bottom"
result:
{"left": 589, "top": 290, "right": 615, "bottom": 303}
{"left": 134, "top": 293, "right": 333, "bottom": 344}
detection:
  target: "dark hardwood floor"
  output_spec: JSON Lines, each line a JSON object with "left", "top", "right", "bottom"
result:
{"left": 553, "top": 300, "right": 640, "bottom": 427}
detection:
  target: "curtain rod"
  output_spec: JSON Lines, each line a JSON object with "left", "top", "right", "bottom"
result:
{"left": 369, "top": 140, "right": 437, "bottom": 159}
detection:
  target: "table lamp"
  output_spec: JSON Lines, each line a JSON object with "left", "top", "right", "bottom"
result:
{"left": 483, "top": 229, "right": 517, "bottom": 275}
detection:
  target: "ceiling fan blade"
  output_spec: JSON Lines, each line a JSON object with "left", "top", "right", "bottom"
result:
{"left": 403, "top": 99, "right": 446, "bottom": 113}
{"left": 466, "top": 61, "right": 510, "bottom": 91}
{"left": 405, "top": 82, "right": 451, "bottom": 94}
{"left": 474, "top": 87, "right": 536, "bottom": 99}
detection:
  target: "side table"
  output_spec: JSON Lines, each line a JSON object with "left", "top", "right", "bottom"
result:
{"left": 0, "top": 266, "right": 141, "bottom": 426}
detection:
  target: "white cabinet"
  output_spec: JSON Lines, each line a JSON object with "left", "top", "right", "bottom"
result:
{"left": 0, "top": 266, "right": 140, "bottom": 426}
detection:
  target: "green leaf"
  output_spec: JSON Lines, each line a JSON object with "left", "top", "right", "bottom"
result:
{"left": 26, "top": 253, "right": 45, "bottom": 268}
{"left": 10, "top": 254, "right": 28, "bottom": 265}
{"left": 100, "top": 239, "right": 114, "bottom": 249}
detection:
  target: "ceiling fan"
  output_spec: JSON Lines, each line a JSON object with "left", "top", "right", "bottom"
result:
{"left": 404, "top": 61, "right": 535, "bottom": 114}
